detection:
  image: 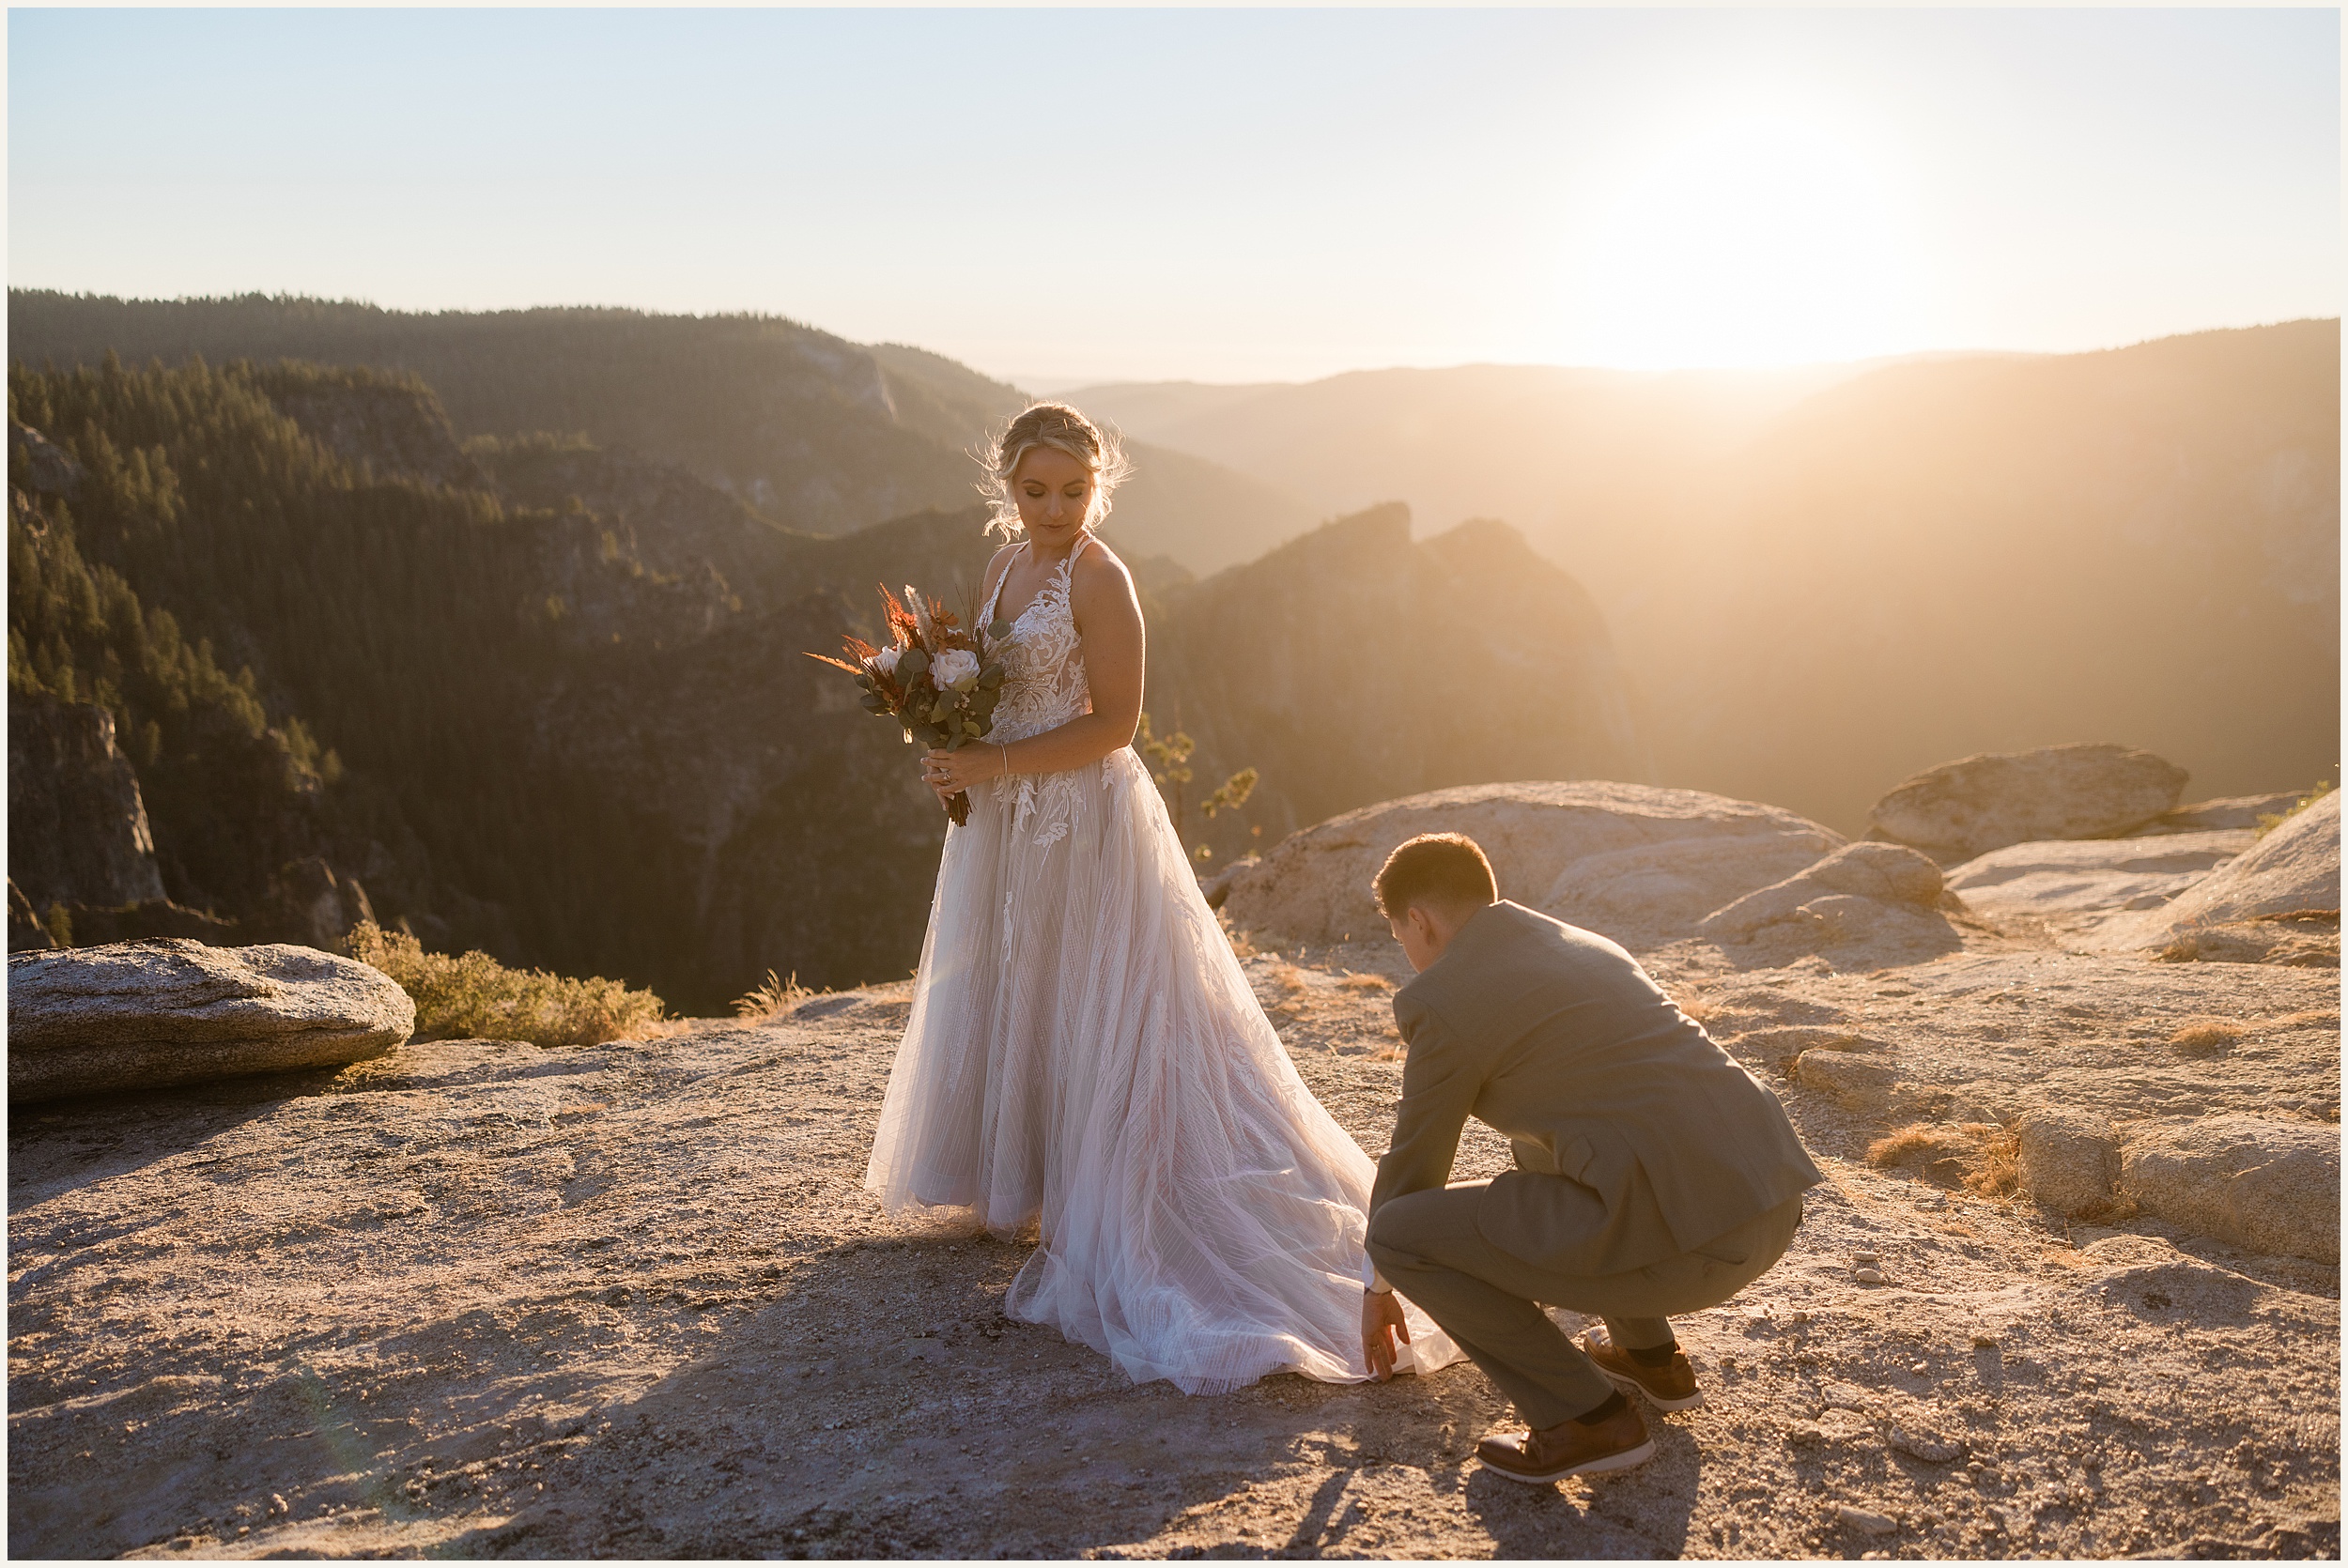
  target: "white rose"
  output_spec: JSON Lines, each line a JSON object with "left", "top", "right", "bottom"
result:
{"left": 931, "top": 649, "right": 981, "bottom": 689}
{"left": 868, "top": 645, "right": 902, "bottom": 677}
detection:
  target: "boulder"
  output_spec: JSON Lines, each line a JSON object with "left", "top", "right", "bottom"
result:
{"left": 1537, "top": 830, "right": 1838, "bottom": 948}
{"left": 1218, "top": 781, "right": 1840, "bottom": 947}
{"left": 2015, "top": 1108, "right": 2121, "bottom": 1215}
{"left": 2150, "top": 791, "right": 2339, "bottom": 930}
{"left": 2119, "top": 1115, "right": 2340, "bottom": 1263}
{"left": 1698, "top": 842, "right": 1946, "bottom": 938}
{"left": 1946, "top": 831, "right": 2252, "bottom": 932}
{"left": 1869, "top": 744, "right": 2190, "bottom": 861}
{"left": 8, "top": 939, "right": 414, "bottom": 1103}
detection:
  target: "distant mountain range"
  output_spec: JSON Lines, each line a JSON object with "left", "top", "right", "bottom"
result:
{"left": 1067, "top": 323, "right": 2342, "bottom": 826}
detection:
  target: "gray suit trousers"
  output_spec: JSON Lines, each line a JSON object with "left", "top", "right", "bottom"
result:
{"left": 1369, "top": 1185, "right": 1803, "bottom": 1427}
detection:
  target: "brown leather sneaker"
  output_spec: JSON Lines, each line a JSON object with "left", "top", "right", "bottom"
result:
{"left": 1475, "top": 1401, "right": 1656, "bottom": 1484}
{"left": 1583, "top": 1326, "right": 1705, "bottom": 1410}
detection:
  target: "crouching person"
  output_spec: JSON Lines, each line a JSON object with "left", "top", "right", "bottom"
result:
{"left": 1357, "top": 832, "right": 1823, "bottom": 1483}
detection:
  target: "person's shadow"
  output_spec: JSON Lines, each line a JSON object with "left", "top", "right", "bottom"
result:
{"left": 418, "top": 1231, "right": 1703, "bottom": 1559}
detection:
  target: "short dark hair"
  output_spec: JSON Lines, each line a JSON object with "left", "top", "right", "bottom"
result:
{"left": 1372, "top": 833, "right": 1498, "bottom": 920}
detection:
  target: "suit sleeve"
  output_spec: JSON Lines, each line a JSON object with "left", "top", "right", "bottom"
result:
{"left": 1368, "top": 992, "right": 1482, "bottom": 1222}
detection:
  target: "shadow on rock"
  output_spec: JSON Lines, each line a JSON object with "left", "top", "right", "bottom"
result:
{"left": 6, "top": 1064, "right": 353, "bottom": 1213}
{"left": 425, "top": 1228, "right": 1531, "bottom": 1559}
{"left": 1460, "top": 1423, "right": 1701, "bottom": 1558}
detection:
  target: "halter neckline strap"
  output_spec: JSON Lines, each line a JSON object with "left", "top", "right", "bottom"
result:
{"left": 987, "top": 531, "right": 1091, "bottom": 625}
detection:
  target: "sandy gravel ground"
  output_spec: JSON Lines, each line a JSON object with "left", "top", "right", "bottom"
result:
{"left": 7, "top": 936, "right": 2340, "bottom": 1560}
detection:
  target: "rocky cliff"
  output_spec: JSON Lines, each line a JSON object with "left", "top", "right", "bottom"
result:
{"left": 8, "top": 691, "right": 167, "bottom": 910}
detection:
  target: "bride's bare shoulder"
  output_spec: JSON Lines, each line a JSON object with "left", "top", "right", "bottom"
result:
{"left": 981, "top": 541, "right": 1022, "bottom": 590}
{"left": 1073, "top": 537, "right": 1138, "bottom": 598}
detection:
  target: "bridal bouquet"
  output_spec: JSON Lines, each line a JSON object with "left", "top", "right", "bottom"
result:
{"left": 808, "top": 584, "right": 1010, "bottom": 826}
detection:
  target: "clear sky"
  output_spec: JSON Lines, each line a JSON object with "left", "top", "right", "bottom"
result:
{"left": 8, "top": 8, "right": 2340, "bottom": 385}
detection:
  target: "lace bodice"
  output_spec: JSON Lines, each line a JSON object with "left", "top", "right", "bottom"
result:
{"left": 981, "top": 537, "right": 1092, "bottom": 746}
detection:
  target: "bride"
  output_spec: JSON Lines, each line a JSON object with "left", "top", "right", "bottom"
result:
{"left": 864, "top": 402, "right": 1458, "bottom": 1393}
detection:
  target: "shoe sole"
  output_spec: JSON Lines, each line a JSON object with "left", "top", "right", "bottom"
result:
{"left": 1600, "top": 1369, "right": 1706, "bottom": 1411}
{"left": 1481, "top": 1437, "right": 1659, "bottom": 1485}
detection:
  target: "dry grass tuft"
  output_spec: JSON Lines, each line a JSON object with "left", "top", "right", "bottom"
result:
{"left": 348, "top": 920, "right": 667, "bottom": 1048}
{"left": 1273, "top": 962, "right": 1312, "bottom": 992}
{"left": 733, "top": 969, "right": 816, "bottom": 1022}
{"left": 2168, "top": 1016, "right": 2249, "bottom": 1054}
{"left": 1339, "top": 972, "right": 1393, "bottom": 992}
{"left": 1218, "top": 911, "right": 1259, "bottom": 960}
{"left": 1678, "top": 992, "right": 1716, "bottom": 1026}
{"left": 1867, "top": 1120, "right": 2017, "bottom": 1197}
{"left": 2271, "top": 1009, "right": 2341, "bottom": 1030}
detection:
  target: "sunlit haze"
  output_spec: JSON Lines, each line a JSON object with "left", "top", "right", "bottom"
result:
{"left": 8, "top": 8, "right": 2339, "bottom": 384}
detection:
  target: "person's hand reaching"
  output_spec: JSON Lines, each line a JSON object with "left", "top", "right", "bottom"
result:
{"left": 1361, "top": 1289, "right": 1411, "bottom": 1380}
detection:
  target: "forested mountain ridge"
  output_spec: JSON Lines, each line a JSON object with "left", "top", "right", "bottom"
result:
{"left": 7, "top": 290, "right": 1319, "bottom": 570}
{"left": 7, "top": 352, "right": 1639, "bottom": 1008}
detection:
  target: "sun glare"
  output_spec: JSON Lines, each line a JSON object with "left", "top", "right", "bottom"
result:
{"left": 1560, "top": 107, "right": 1928, "bottom": 371}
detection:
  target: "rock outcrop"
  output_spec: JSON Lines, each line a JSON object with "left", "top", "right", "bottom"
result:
{"left": 2124, "top": 791, "right": 2341, "bottom": 966}
{"left": 9, "top": 414, "right": 85, "bottom": 495}
{"left": 257, "top": 856, "right": 378, "bottom": 954}
{"left": 8, "top": 691, "right": 169, "bottom": 911}
{"left": 8, "top": 939, "right": 415, "bottom": 1102}
{"left": 1694, "top": 842, "right": 1960, "bottom": 965}
{"left": 1945, "top": 830, "right": 2252, "bottom": 937}
{"left": 9, "top": 879, "right": 57, "bottom": 952}
{"left": 2119, "top": 1115, "right": 2341, "bottom": 1264}
{"left": 2016, "top": 1108, "right": 2123, "bottom": 1216}
{"left": 1217, "top": 781, "right": 1839, "bottom": 948}
{"left": 2154, "top": 791, "right": 2340, "bottom": 928}
{"left": 1869, "top": 744, "right": 2191, "bottom": 862}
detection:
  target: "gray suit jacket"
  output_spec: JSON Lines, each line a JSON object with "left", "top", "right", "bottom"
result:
{"left": 1371, "top": 900, "right": 1822, "bottom": 1277}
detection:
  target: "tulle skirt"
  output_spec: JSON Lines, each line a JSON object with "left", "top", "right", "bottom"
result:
{"left": 864, "top": 746, "right": 1460, "bottom": 1392}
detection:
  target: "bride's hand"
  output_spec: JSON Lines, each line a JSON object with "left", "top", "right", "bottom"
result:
{"left": 921, "top": 746, "right": 1002, "bottom": 800}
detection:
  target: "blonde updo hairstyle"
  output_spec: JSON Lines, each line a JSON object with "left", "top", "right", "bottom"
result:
{"left": 978, "top": 402, "right": 1135, "bottom": 541}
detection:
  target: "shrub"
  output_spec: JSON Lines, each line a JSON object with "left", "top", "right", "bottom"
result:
{"left": 348, "top": 920, "right": 665, "bottom": 1048}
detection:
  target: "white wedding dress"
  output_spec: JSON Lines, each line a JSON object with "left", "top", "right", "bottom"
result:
{"left": 865, "top": 534, "right": 1460, "bottom": 1393}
